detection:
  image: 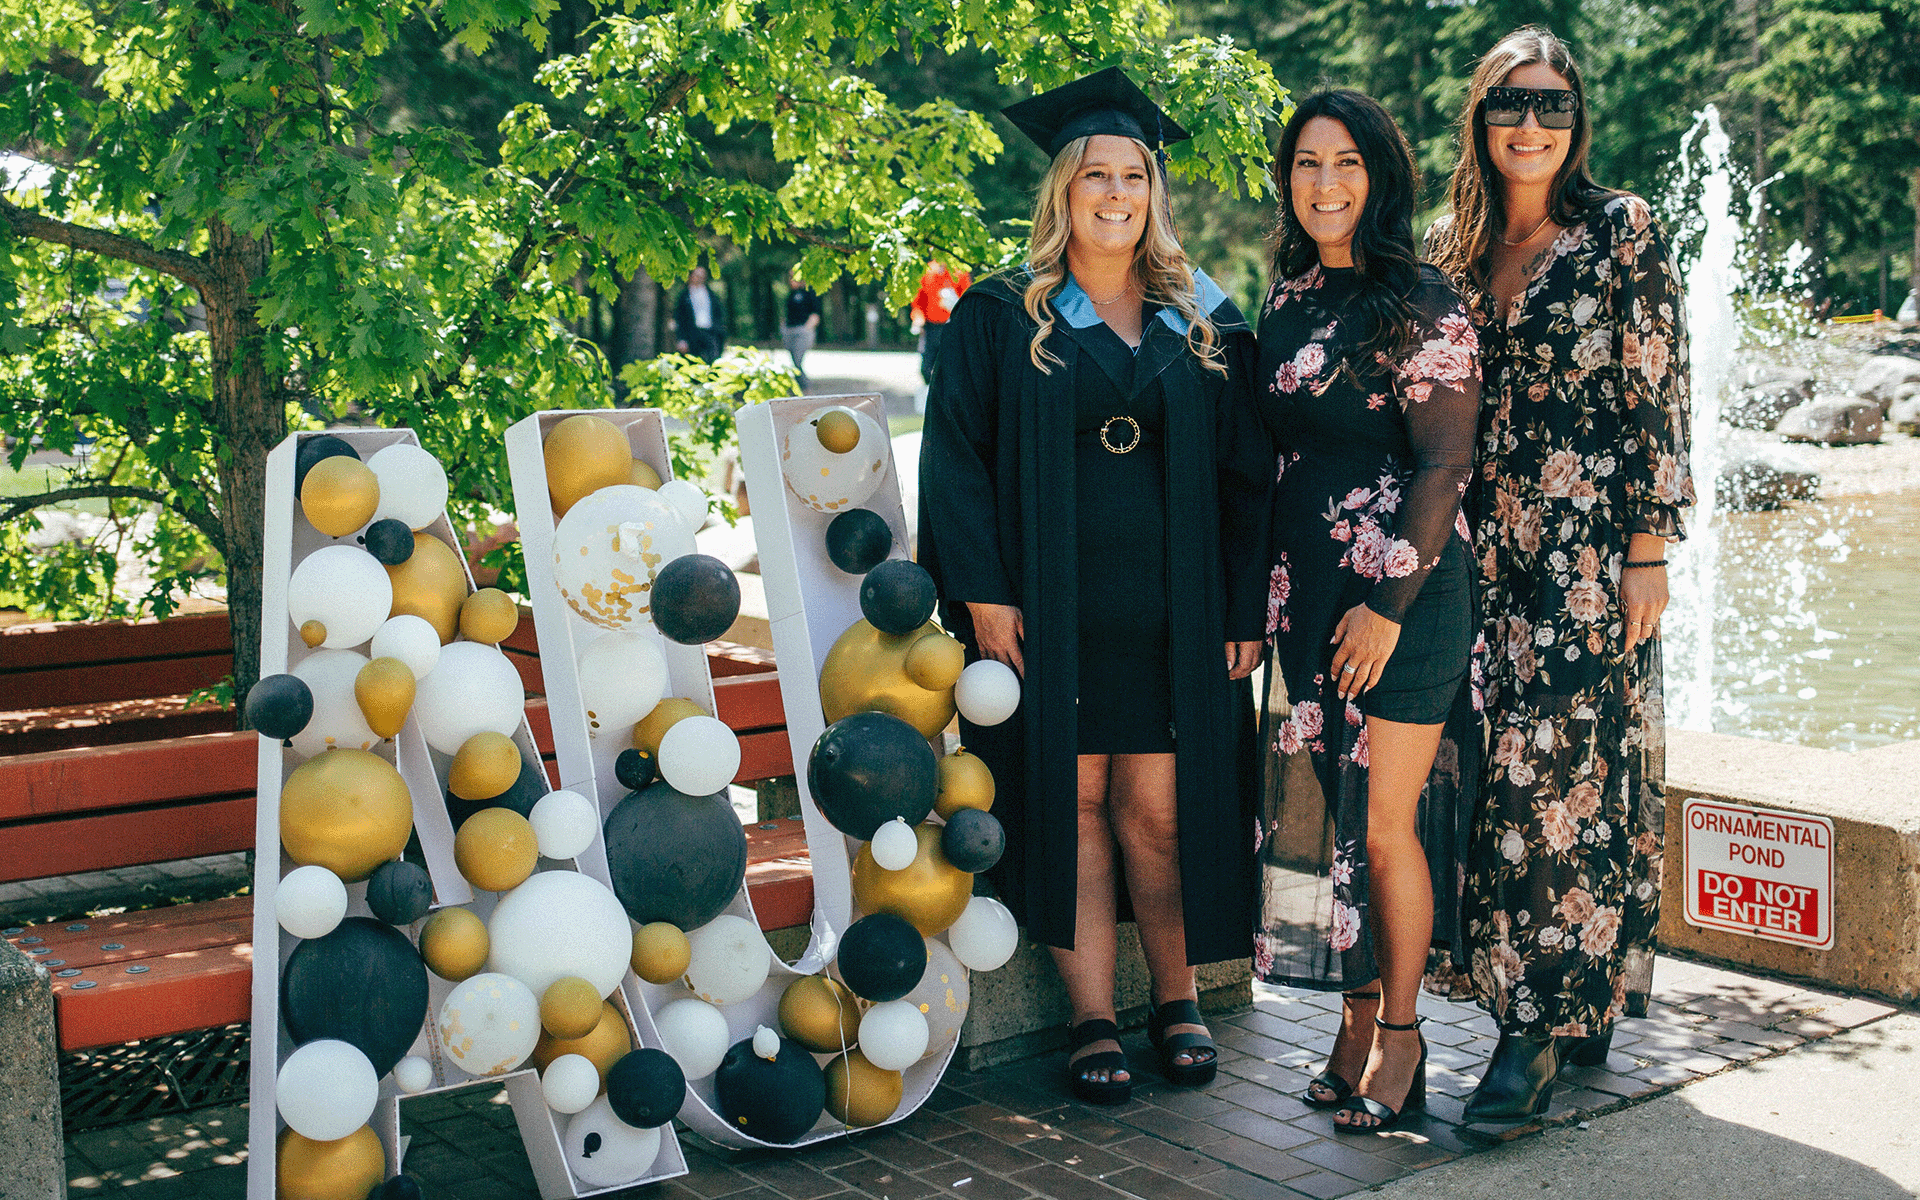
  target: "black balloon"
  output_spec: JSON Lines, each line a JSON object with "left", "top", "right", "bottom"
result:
{"left": 606, "top": 1047, "right": 686, "bottom": 1129}
{"left": 362, "top": 518, "right": 416, "bottom": 565}
{"left": 371, "top": 1176, "right": 423, "bottom": 1200}
{"left": 603, "top": 782, "right": 747, "bottom": 930}
{"left": 837, "top": 912, "right": 926, "bottom": 1002}
{"left": 444, "top": 755, "right": 546, "bottom": 829}
{"left": 294, "top": 433, "right": 360, "bottom": 494}
{"left": 713, "top": 1034, "right": 826, "bottom": 1144}
{"left": 807, "top": 711, "right": 937, "bottom": 840}
{"left": 614, "top": 748, "right": 657, "bottom": 792}
{"left": 366, "top": 860, "right": 435, "bottom": 925}
{"left": 245, "top": 673, "right": 313, "bottom": 741}
{"left": 650, "top": 553, "right": 741, "bottom": 645}
{"left": 940, "top": 808, "right": 1005, "bottom": 874}
{"left": 280, "top": 917, "right": 429, "bottom": 1077}
{"left": 825, "top": 509, "right": 892, "bottom": 575}
{"left": 858, "top": 559, "right": 938, "bottom": 635}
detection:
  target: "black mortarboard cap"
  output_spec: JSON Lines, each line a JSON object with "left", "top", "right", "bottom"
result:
{"left": 1002, "top": 67, "right": 1192, "bottom": 159}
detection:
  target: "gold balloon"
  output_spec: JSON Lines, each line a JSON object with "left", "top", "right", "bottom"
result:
{"left": 851, "top": 823, "right": 972, "bottom": 936}
{"left": 544, "top": 414, "right": 633, "bottom": 517}
{"left": 630, "top": 922, "right": 692, "bottom": 985}
{"left": 629, "top": 459, "right": 663, "bottom": 490}
{"left": 819, "top": 620, "right": 957, "bottom": 739}
{"left": 448, "top": 730, "right": 522, "bottom": 801}
{"left": 280, "top": 749, "right": 414, "bottom": 883}
{"left": 353, "top": 656, "right": 416, "bottom": 739}
{"left": 541, "top": 976, "right": 605, "bottom": 1040}
{"left": 460, "top": 588, "right": 519, "bottom": 645}
{"left": 453, "top": 807, "right": 538, "bottom": 892}
{"left": 823, "top": 1050, "right": 904, "bottom": 1128}
{"left": 935, "top": 748, "right": 995, "bottom": 818}
{"left": 778, "top": 975, "right": 859, "bottom": 1054}
{"left": 904, "top": 631, "right": 965, "bottom": 691}
{"left": 633, "top": 697, "right": 706, "bottom": 757}
{"left": 298, "top": 620, "right": 327, "bottom": 649}
{"left": 386, "top": 532, "right": 468, "bottom": 643}
{"left": 300, "top": 455, "right": 381, "bottom": 539}
{"left": 533, "top": 1000, "right": 632, "bottom": 1083}
{"left": 275, "top": 1125, "right": 385, "bottom": 1200}
{"left": 420, "top": 906, "right": 490, "bottom": 981}
{"left": 816, "top": 409, "right": 861, "bottom": 454}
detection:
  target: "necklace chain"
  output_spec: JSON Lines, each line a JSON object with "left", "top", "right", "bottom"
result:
{"left": 1085, "top": 280, "right": 1133, "bottom": 305}
{"left": 1500, "top": 214, "right": 1553, "bottom": 247}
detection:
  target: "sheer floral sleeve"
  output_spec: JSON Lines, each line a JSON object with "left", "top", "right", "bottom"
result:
{"left": 1608, "top": 196, "right": 1695, "bottom": 540}
{"left": 1365, "top": 279, "right": 1481, "bottom": 623}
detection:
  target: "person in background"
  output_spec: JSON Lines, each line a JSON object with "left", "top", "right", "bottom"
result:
{"left": 672, "top": 265, "right": 728, "bottom": 363}
{"left": 782, "top": 266, "right": 823, "bottom": 391}
{"left": 911, "top": 258, "right": 971, "bottom": 403}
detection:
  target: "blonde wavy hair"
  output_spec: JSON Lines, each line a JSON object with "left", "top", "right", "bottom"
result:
{"left": 1020, "top": 135, "right": 1225, "bottom": 374}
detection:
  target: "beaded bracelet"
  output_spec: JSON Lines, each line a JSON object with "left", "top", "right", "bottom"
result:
{"left": 1623, "top": 559, "right": 1668, "bottom": 569}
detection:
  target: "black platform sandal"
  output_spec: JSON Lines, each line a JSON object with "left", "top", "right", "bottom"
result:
{"left": 1304, "top": 990, "right": 1379, "bottom": 1109}
{"left": 1334, "top": 1015, "right": 1426, "bottom": 1134}
{"left": 1147, "top": 999, "right": 1218, "bottom": 1088}
{"left": 1463, "top": 1030, "right": 1559, "bottom": 1122}
{"left": 1066, "top": 1018, "right": 1132, "bottom": 1105}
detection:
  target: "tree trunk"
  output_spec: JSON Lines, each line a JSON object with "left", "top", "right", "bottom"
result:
{"left": 1911, "top": 162, "right": 1919, "bottom": 311}
{"left": 611, "top": 265, "right": 657, "bottom": 393}
{"left": 1801, "top": 183, "right": 1827, "bottom": 308}
{"left": 202, "top": 218, "right": 284, "bottom": 721}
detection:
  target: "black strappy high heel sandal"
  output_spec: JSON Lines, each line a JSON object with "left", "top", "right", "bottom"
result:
{"left": 1303, "top": 990, "right": 1379, "bottom": 1109}
{"left": 1147, "top": 999, "right": 1218, "bottom": 1088}
{"left": 1334, "top": 1014, "right": 1426, "bottom": 1134}
{"left": 1065, "top": 1018, "right": 1132, "bottom": 1105}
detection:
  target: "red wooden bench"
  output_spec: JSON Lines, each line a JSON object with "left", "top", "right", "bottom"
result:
{"left": 0, "top": 615, "right": 809, "bottom": 1052}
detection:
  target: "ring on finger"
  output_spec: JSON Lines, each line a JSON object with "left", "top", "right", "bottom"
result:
{"left": 1341, "top": 664, "right": 1357, "bottom": 674}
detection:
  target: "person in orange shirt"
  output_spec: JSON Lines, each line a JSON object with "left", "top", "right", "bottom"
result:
{"left": 911, "top": 259, "right": 971, "bottom": 394}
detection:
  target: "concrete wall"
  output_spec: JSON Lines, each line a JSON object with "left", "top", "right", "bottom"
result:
{"left": 1661, "top": 729, "right": 1920, "bottom": 1004}
{"left": 0, "top": 939, "right": 62, "bottom": 1198}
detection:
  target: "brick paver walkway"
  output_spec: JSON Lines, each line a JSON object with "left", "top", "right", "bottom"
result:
{"left": 62, "top": 956, "right": 1898, "bottom": 1199}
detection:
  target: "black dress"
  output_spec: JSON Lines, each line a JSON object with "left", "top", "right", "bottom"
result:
{"left": 918, "top": 269, "right": 1273, "bottom": 964}
{"left": 1252, "top": 263, "right": 1484, "bottom": 989}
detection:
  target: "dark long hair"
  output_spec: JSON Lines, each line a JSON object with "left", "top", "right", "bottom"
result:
{"left": 1430, "top": 26, "right": 1618, "bottom": 288}
{"left": 1269, "top": 89, "right": 1423, "bottom": 362}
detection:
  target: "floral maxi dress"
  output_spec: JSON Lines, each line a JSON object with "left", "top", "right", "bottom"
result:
{"left": 1440, "top": 195, "right": 1695, "bottom": 1039}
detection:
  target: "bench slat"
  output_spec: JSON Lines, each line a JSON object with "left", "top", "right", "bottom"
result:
{"left": 52, "top": 944, "right": 255, "bottom": 1051}
{"left": 0, "top": 797, "right": 255, "bottom": 882}
{"left": 713, "top": 671, "right": 784, "bottom": 733}
{"left": 0, "top": 733, "right": 255, "bottom": 823}
{"left": 0, "top": 611, "right": 232, "bottom": 672}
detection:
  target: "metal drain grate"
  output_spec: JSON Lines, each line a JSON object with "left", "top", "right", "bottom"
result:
{"left": 60, "top": 1023, "right": 251, "bottom": 1132}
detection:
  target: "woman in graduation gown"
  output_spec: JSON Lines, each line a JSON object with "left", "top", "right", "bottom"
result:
{"left": 918, "top": 68, "right": 1274, "bottom": 1105}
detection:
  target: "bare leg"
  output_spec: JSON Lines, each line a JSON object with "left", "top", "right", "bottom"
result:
{"left": 1336, "top": 716, "right": 1443, "bottom": 1129}
{"left": 1108, "top": 753, "right": 1208, "bottom": 1065}
{"left": 1306, "top": 984, "right": 1380, "bottom": 1104}
{"left": 1049, "top": 754, "right": 1127, "bottom": 1085}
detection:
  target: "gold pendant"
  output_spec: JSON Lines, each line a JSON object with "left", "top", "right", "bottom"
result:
{"left": 1099, "top": 416, "right": 1141, "bottom": 454}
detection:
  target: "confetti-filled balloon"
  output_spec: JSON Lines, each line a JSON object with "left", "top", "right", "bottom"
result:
{"left": 575, "top": 631, "right": 668, "bottom": 737}
{"left": 781, "top": 404, "right": 888, "bottom": 514}
{"left": 551, "top": 485, "right": 694, "bottom": 630}
{"left": 683, "top": 914, "right": 773, "bottom": 1006}
{"left": 904, "top": 936, "right": 971, "bottom": 1059}
{"left": 439, "top": 972, "right": 541, "bottom": 1076}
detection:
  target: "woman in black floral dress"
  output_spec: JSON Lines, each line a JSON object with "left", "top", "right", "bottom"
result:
{"left": 1254, "top": 90, "right": 1481, "bottom": 1133}
{"left": 1426, "top": 27, "right": 1694, "bottom": 1121}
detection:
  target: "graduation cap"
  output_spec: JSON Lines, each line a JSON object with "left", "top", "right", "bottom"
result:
{"left": 1002, "top": 67, "right": 1192, "bottom": 159}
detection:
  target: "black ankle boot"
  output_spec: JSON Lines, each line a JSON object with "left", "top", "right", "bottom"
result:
{"left": 1561, "top": 1027, "right": 1614, "bottom": 1068}
{"left": 1463, "top": 1031, "right": 1559, "bottom": 1122}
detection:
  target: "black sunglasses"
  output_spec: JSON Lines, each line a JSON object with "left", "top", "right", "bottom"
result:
{"left": 1483, "top": 86, "right": 1578, "bottom": 129}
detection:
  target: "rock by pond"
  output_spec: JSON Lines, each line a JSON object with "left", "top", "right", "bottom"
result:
{"left": 1852, "top": 355, "right": 1920, "bottom": 413}
{"left": 1776, "top": 398, "right": 1884, "bottom": 445}
{"left": 1717, "top": 453, "right": 1819, "bottom": 511}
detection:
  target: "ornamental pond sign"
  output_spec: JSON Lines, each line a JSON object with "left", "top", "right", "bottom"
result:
{"left": 1683, "top": 798, "right": 1835, "bottom": 951}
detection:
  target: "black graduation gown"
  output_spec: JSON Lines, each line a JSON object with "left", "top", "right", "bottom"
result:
{"left": 916, "top": 270, "right": 1274, "bottom": 965}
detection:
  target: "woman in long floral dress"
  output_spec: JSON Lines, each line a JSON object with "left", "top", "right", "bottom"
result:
{"left": 1254, "top": 90, "right": 1481, "bottom": 1133}
{"left": 1426, "top": 27, "right": 1694, "bottom": 1121}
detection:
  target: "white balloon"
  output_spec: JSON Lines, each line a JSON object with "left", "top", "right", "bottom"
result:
{"left": 530, "top": 790, "right": 599, "bottom": 860}
{"left": 288, "top": 544, "right": 393, "bottom": 650}
{"left": 857, "top": 1000, "right": 930, "bottom": 1072}
{"left": 367, "top": 443, "right": 450, "bottom": 531}
{"left": 683, "top": 914, "right": 773, "bottom": 1006}
{"left": 393, "top": 1055, "right": 435, "bottom": 1094}
{"left": 655, "top": 478, "right": 710, "bottom": 533}
{"left": 781, "top": 405, "right": 889, "bottom": 514}
{"left": 947, "top": 896, "right": 1019, "bottom": 971}
{"left": 276, "top": 1039, "right": 378, "bottom": 1142}
{"left": 551, "top": 485, "right": 696, "bottom": 630}
{"left": 903, "top": 936, "right": 970, "bottom": 1060}
{"left": 565, "top": 1095, "right": 663, "bottom": 1186}
{"left": 371, "top": 614, "right": 441, "bottom": 680}
{"left": 274, "top": 864, "right": 348, "bottom": 939}
{"left": 575, "top": 631, "right": 668, "bottom": 737}
{"left": 657, "top": 716, "right": 741, "bottom": 796}
{"left": 488, "top": 870, "right": 632, "bottom": 999}
{"left": 438, "top": 972, "right": 542, "bottom": 1077}
{"left": 289, "top": 648, "right": 379, "bottom": 756}
{"left": 542, "top": 1053, "right": 602, "bottom": 1115}
{"left": 654, "top": 997, "right": 730, "bottom": 1080}
{"left": 413, "top": 641, "right": 524, "bottom": 755}
{"left": 869, "top": 818, "right": 918, "bottom": 872}
{"left": 953, "top": 659, "right": 1021, "bottom": 727}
